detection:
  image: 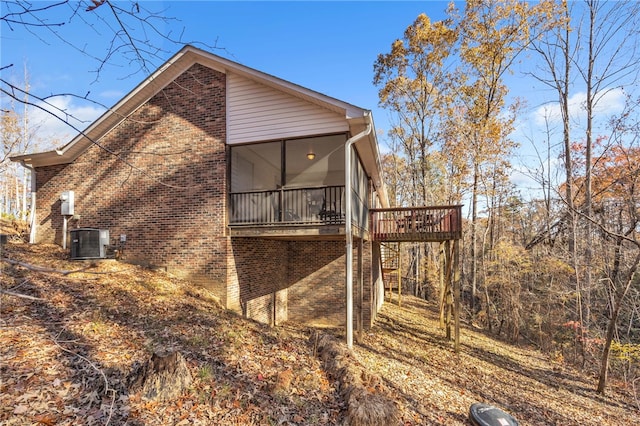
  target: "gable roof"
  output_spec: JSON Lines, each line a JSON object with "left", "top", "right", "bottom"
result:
{"left": 12, "top": 45, "right": 386, "bottom": 199}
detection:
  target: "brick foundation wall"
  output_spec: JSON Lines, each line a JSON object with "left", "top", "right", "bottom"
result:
{"left": 34, "top": 63, "right": 228, "bottom": 289}
{"left": 229, "top": 238, "right": 381, "bottom": 329}
{"left": 287, "top": 240, "right": 346, "bottom": 327}
{"left": 228, "top": 238, "right": 289, "bottom": 325}
{"left": 229, "top": 239, "right": 346, "bottom": 327}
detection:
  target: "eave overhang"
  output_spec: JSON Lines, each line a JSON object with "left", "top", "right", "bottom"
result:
{"left": 10, "top": 45, "right": 390, "bottom": 207}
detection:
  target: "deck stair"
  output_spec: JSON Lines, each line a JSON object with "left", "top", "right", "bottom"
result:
{"left": 380, "top": 242, "right": 400, "bottom": 272}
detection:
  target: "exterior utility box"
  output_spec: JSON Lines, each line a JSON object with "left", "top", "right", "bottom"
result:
{"left": 61, "top": 191, "right": 75, "bottom": 216}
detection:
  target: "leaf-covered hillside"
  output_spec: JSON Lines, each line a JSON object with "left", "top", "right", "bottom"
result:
{"left": 1, "top": 241, "right": 342, "bottom": 425}
{"left": 1, "top": 238, "right": 638, "bottom": 425}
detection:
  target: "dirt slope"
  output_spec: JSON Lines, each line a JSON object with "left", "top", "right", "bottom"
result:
{"left": 1, "top": 239, "right": 638, "bottom": 425}
{"left": 1, "top": 241, "right": 342, "bottom": 425}
{"left": 354, "top": 297, "right": 638, "bottom": 425}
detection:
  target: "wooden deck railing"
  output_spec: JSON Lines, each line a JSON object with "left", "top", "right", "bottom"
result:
{"left": 230, "top": 189, "right": 461, "bottom": 242}
{"left": 370, "top": 205, "right": 463, "bottom": 242}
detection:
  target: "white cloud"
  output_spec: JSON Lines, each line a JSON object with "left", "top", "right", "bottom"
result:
{"left": 532, "top": 87, "right": 626, "bottom": 127}
{"left": 99, "top": 90, "right": 125, "bottom": 100}
{"left": 28, "top": 96, "right": 105, "bottom": 149}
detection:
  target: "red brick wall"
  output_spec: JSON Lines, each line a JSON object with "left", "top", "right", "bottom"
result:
{"left": 228, "top": 238, "right": 289, "bottom": 325}
{"left": 228, "top": 239, "right": 347, "bottom": 327}
{"left": 287, "top": 240, "right": 346, "bottom": 327}
{"left": 229, "top": 238, "right": 380, "bottom": 329}
{"left": 34, "top": 63, "right": 228, "bottom": 289}
{"left": 31, "top": 61, "right": 383, "bottom": 329}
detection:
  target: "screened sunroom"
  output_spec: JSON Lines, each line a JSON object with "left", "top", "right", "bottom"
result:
{"left": 229, "top": 133, "right": 369, "bottom": 230}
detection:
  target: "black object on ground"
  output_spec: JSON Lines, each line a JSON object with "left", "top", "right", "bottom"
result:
{"left": 469, "top": 403, "right": 519, "bottom": 426}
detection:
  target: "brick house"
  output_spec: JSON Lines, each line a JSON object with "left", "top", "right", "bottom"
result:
{"left": 13, "top": 46, "right": 392, "bottom": 333}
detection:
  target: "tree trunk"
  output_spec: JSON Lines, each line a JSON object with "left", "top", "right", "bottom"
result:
{"left": 128, "top": 351, "right": 193, "bottom": 401}
{"left": 471, "top": 162, "right": 479, "bottom": 313}
{"left": 597, "top": 252, "right": 639, "bottom": 394}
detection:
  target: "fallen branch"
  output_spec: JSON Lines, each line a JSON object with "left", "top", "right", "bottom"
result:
{"left": 2, "top": 256, "right": 128, "bottom": 276}
{"left": 52, "top": 333, "right": 117, "bottom": 425}
{"left": 0, "top": 289, "right": 46, "bottom": 301}
{"left": 53, "top": 332, "right": 111, "bottom": 392}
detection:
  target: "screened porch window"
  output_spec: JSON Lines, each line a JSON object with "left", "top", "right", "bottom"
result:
{"left": 231, "top": 134, "right": 346, "bottom": 191}
{"left": 230, "top": 141, "right": 281, "bottom": 192}
{"left": 230, "top": 134, "right": 349, "bottom": 224}
{"left": 285, "top": 134, "right": 345, "bottom": 188}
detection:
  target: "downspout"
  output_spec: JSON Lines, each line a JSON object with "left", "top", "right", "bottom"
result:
{"left": 19, "top": 161, "right": 37, "bottom": 244}
{"left": 345, "top": 113, "right": 372, "bottom": 349}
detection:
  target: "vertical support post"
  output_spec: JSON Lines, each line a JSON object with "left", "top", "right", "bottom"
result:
{"left": 445, "top": 240, "right": 452, "bottom": 340}
{"left": 439, "top": 242, "right": 446, "bottom": 328}
{"left": 453, "top": 239, "right": 461, "bottom": 353}
{"left": 415, "top": 243, "right": 419, "bottom": 301}
{"left": 62, "top": 216, "right": 69, "bottom": 250}
{"left": 272, "top": 290, "right": 277, "bottom": 327}
{"left": 357, "top": 237, "right": 363, "bottom": 339}
{"left": 397, "top": 251, "right": 402, "bottom": 307}
{"left": 397, "top": 244, "right": 402, "bottom": 306}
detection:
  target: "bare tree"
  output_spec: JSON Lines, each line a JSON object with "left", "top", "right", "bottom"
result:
{"left": 452, "top": 0, "right": 553, "bottom": 313}
{"left": 2, "top": 1, "right": 193, "bottom": 80}
{"left": 0, "top": 65, "right": 37, "bottom": 219}
{"left": 1, "top": 1, "right": 222, "bottom": 208}
{"left": 589, "top": 94, "right": 640, "bottom": 394}
{"left": 1, "top": 0, "right": 220, "bottom": 142}
{"left": 576, "top": 0, "right": 640, "bottom": 333}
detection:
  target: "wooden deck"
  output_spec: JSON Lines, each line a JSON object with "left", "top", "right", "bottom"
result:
{"left": 228, "top": 185, "right": 461, "bottom": 243}
{"left": 370, "top": 205, "right": 463, "bottom": 242}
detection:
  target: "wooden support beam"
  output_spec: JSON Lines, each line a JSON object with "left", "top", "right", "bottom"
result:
{"left": 445, "top": 240, "right": 453, "bottom": 340}
{"left": 453, "top": 239, "right": 461, "bottom": 353}
{"left": 439, "top": 242, "right": 446, "bottom": 328}
{"left": 397, "top": 245, "right": 402, "bottom": 306}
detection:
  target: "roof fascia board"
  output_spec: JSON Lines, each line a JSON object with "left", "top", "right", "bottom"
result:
{"left": 12, "top": 45, "right": 369, "bottom": 167}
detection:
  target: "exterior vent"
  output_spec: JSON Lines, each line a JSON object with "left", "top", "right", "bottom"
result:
{"left": 70, "top": 228, "right": 110, "bottom": 260}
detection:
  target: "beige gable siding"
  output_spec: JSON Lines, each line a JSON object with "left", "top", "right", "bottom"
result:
{"left": 227, "top": 73, "right": 348, "bottom": 144}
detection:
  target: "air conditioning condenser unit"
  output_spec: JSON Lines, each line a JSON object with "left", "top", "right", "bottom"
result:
{"left": 70, "top": 228, "right": 110, "bottom": 260}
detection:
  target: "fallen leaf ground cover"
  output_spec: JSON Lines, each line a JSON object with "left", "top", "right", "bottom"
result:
{"left": 354, "top": 296, "right": 639, "bottom": 425}
{"left": 1, "top": 236, "right": 638, "bottom": 425}
{"left": 1, "top": 241, "right": 341, "bottom": 425}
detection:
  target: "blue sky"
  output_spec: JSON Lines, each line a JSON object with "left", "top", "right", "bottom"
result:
{"left": 2, "top": 1, "right": 634, "bottom": 199}
{"left": 2, "top": 1, "right": 450, "bottom": 145}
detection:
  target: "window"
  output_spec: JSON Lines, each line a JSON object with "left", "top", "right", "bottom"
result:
{"left": 231, "top": 134, "right": 347, "bottom": 192}
{"left": 231, "top": 141, "right": 281, "bottom": 192}
{"left": 285, "top": 134, "right": 346, "bottom": 188}
{"left": 229, "top": 134, "right": 352, "bottom": 224}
